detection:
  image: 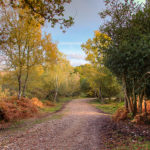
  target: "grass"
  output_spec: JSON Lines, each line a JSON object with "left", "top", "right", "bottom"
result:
{"left": 114, "top": 141, "right": 150, "bottom": 150}
{"left": 90, "top": 99, "right": 124, "bottom": 114}
{"left": 41, "top": 103, "right": 62, "bottom": 113}
{"left": 41, "top": 96, "right": 77, "bottom": 113}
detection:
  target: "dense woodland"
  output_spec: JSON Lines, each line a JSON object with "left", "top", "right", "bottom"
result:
{"left": 0, "top": 0, "right": 150, "bottom": 125}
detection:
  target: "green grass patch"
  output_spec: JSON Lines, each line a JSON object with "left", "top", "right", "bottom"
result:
{"left": 41, "top": 103, "right": 62, "bottom": 113}
{"left": 90, "top": 99, "right": 124, "bottom": 114}
{"left": 114, "top": 141, "right": 150, "bottom": 150}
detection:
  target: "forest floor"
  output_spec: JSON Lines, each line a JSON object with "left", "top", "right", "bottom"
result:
{"left": 0, "top": 98, "right": 150, "bottom": 150}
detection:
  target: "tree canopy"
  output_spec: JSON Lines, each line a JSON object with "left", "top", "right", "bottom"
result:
{"left": 99, "top": 0, "right": 150, "bottom": 116}
{"left": 1, "top": 0, "right": 74, "bottom": 31}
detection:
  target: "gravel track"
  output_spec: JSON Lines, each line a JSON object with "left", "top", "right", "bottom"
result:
{"left": 0, "top": 98, "right": 110, "bottom": 150}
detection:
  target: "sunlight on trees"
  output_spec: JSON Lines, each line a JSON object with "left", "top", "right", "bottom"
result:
{"left": 0, "top": 4, "right": 78, "bottom": 101}
{"left": 1, "top": 0, "right": 74, "bottom": 31}
{"left": 80, "top": 31, "right": 122, "bottom": 101}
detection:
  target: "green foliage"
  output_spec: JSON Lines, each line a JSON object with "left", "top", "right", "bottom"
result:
{"left": 99, "top": 0, "right": 150, "bottom": 116}
{"left": 76, "top": 64, "right": 122, "bottom": 99}
{"left": 90, "top": 99, "right": 124, "bottom": 114}
{"left": 80, "top": 30, "right": 123, "bottom": 100}
{"left": 42, "top": 103, "right": 62, "bottom": 113}
{"left": 114, "top": 141, "right": 150, "bottom": 150}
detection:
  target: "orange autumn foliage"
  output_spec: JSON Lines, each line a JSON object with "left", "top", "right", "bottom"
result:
{"left": 142, "top": 100, "right": 150, "bottom": 113}
{"left": 0, "top": 97, "right": 38, "bottom": 122}
{"left": 113, "top": 107, "right": 128, "bottom": 122}
{"left": 31, "top": 97, "right": 44, "bottom": 108}
{"left": 114, "top": 100, "right": 150, "bottom": 124}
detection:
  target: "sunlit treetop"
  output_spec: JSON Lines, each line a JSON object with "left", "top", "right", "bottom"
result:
{"left": 0, "top": 0, "right": 74, "bottom": 31}
{"left": 81, "top": 31, "right": 111, "bottom": 66}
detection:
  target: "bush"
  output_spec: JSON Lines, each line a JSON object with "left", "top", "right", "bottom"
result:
{"left": 31, "top": 97, "right": 44, "bottom": 108}
{"left": 132, "top": 113, "right": 150, "bottom": 124}
{"left": 113, "top": 107, "right": 128, "bottom": 122}
{"left": 0, "top": 97, "right": 38, "bottom": 122}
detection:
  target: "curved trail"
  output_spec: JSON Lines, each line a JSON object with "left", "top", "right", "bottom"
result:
{"left": 1, "top": 98, "right": 110, "bottom": 150}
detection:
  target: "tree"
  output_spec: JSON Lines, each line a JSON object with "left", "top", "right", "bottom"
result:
{"left": 1, "top": 0, "right": 74, "bottom": 31}
{"left": 81, "top": 31, "right": 121, "bottom": 101}
{"left": 76, "top": 64, "right": 122, "bottom": 101}
{"left": 42, "top": 59, "right": 80, "bottom": 102}
{"left": 100, "top": 0, "right": 150, "bottom": 116}
{"left": 0, "top": 8, "right": 59, "bottom": 99}
{"left": 81, "top": 31, "right": 111, "bottom": 66}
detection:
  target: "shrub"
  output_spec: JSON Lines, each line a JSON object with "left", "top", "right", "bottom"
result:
{"left": 0, "top": 97, "right": 38, "bottom": 122}
{"left": 132, "top": 113, "right": 150, "bottom": 124}
{"left": 31, "top": 97, "right": 44, "bottom": 108}
{"left": 113, "top": 107, "right": 128, "bottom": 122}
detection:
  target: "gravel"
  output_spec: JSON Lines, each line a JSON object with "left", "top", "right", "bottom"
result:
{"left": 0, "top": 98, "right": 110, "bottom": 150}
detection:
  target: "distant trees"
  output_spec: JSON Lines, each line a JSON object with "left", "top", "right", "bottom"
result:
{"left": 1, "top": 57, "right": 80, "bottom": 101}
{"left": 41, "top": 59, "right": 80, "bottom": 102}
{"left": 76, "top": 64, "right": 122, "bottom": 101}
{"left": 79, "top": 31, "right": 122, "bottom": 101}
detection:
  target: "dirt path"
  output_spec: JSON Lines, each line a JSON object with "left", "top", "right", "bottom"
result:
{"left": 0, "top": 98, "right": 110, "bottom": 150}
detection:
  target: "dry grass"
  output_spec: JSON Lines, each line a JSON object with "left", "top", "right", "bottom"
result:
{"left": 0, "top": 97, "right": 38, "bottom": 122}
{"left": 113, "top": 107, "right": 129, "bottom": 122}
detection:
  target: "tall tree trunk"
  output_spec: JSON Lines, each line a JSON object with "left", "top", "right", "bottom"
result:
{"left": 133, "top": 101, "right": 137, "bottom": 116}
{"left": 125, "top": 97, "right": 128, "bottom": 111}
{"left": 18, "top": 62, "right": 22, "bottom": 100}
{"left": 18, "top": 46, "right": 22, "bottom": 100}
{"left": 54, "top": 90, "right": 58, "bottom": 102}
{"left": 139, "top": 91, "right": 144, "bottom": 114}
{"left": 18, "top": 74, "right": 22, "bottom": 100}
{"left": 22, "top": 70, "right": 29, "bottom": 97}
{"left": 98, "top": 87, "right": 104, "bottom": 102}
{"left": 122, "top": 75, "right": 132, "bottom": 112}
{"left": 132, "top": 79, "right": 137, "bottom": 117}
{"left": 23, "top": 46, "right": 30, "bottom": 97}
{"left": 54, "top": 74, "right": 58, "bottom": 102}
{"left": 144, "top": 100, "right": 147, "bottom": 114}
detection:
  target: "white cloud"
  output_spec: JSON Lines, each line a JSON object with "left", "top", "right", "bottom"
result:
{"left": 65, "top": 52, "right": 89, "bottom": 66}
{"left": 70, "top": 59, "right": 88, "bottom": 67}
{"left": 59, "top": 42, "right": 82, "bottom": 45}
{"left": 67, "top": 53, "right": 85, "bottom": 60}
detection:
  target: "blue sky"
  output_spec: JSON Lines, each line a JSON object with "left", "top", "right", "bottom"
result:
{"left": 43, "top": 0, "right": 145, "bottom": 66}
